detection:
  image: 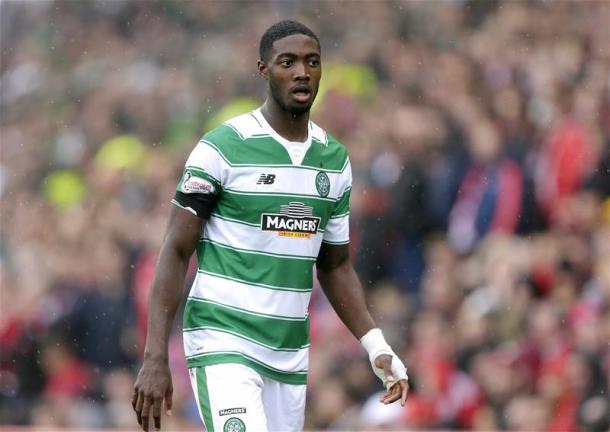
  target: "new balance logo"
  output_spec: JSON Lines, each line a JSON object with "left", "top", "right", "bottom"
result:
{"left": 257, "top": 174, "right": 276, "bottom": 185}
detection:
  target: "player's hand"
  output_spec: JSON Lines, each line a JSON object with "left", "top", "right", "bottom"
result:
{"left": 375, "top": 354, "right": 409, "bottom": 406}
{"left": 132, "top": 358, "right": 173, "bottom": 431}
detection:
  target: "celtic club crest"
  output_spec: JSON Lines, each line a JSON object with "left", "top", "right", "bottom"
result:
{"left": 223, "top": 417, "right": 246, "bottom": 432}
{"left": 315, "top": 171, "right": 330, "bottom": 197}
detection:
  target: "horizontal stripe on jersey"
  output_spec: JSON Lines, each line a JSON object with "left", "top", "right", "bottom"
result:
{"left": 204, "top": 126, "right": 348, "bottom": 172}
{"left": 214, "top": 165, "right": 348, "bottom": 199}
{"left": 190, "top": 271, "right": 311, "bottom": 317}
{"left": 184, "top": 328, "right": 309, "bottom": 365}
{"left": 184, "top": 298, "right": 310, "bottom": 350}
{"left": 206, "top": 133, "right": 293, "bottom": 165}
{"left": 197, "top": 239, "right": 315, "bottom": 291}
{"left": 186, "top": 352, "right": 307, "bottom": 385}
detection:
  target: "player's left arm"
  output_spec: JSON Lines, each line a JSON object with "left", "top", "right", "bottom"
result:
{"left": 316, "top": 242, "right": 409, "bottom": 406}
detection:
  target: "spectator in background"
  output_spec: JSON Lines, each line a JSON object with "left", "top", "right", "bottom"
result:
{"left": 448, "top": 119, "right": 523, "bottom": 254}
{"left": 535, "top": 85, "right": 599, "bottom": 227}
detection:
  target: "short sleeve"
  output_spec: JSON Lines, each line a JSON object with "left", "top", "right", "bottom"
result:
{"left": 172, "top": 140, "right": 224, "bottom": 218}
{"left": 322, "top": 159, "right": 351, "bottom": 245}
{"left": 178, "top": 140, "right": 224, "bottom": 193}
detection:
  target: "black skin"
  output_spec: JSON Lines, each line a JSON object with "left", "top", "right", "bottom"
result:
{"left": 132, "top": 33, "right": 408, "bottom": 431}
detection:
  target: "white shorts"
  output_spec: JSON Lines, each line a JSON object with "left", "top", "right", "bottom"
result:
{"left": 188, "top": 363, "right": 306, "bottom": 432}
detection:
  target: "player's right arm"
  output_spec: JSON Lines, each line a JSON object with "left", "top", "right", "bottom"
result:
{"left": 132, "top": 206, "right": 203, "bottom": 431}
{"left": 133, "top": 137, "right": 223, "bottom": 431}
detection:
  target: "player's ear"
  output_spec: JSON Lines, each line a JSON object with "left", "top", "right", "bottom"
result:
{"left": 257, "top": 59, "right": 269, "bottom": 80}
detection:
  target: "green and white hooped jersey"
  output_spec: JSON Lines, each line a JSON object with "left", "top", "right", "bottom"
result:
{"left": 176, "top": 109, "right": 351, "bottom": 385}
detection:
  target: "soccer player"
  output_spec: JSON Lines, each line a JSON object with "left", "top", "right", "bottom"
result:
{"left": 132, "top": 20, "right": 408, "bottom": 432}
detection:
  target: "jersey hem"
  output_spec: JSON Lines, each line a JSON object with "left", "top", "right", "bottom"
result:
{"left": 186, "top": 353, "right": 307, "bottom": 385}
{"left": 321, "top": 239, "right": 350, "bottom": 245}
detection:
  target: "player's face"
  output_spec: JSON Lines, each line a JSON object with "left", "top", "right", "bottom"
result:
{"left": 261, "top": 34, "right": 321, "bottom": 117}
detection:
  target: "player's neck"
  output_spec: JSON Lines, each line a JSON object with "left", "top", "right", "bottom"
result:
{"left": 260, "top": 101, "right": 309, "bottom": 142}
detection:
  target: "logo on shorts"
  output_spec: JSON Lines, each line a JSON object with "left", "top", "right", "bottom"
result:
{"left": 315, "top": 171, "right": 330, "bottom": 197}
{"left": 223, "top": 417, "right": 246, "bottom": 432}
{"left": 261, "top": 202, "right": 320, "bottom": 239}
{"left": 219, "top": 407, "right": 246, "bottom": 416}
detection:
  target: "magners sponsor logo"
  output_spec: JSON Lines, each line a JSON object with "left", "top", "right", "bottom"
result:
{"left": 261, "top": 202, "right": 320, "bottom": 239}
{"left": 219, "top": 407, "right": 246, "bottom": 416}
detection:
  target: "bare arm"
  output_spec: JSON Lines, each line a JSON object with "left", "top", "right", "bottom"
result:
{"left": 133, "top": 205, "right": 204, "bottom": 431}
{"left": 316, "top": 242, "right": 409, "bottom": 405}
{"left": 316, "top": 243, "right": 375, "bottom": 339}
{"left": 143, "top": 206, "right": 203, "bottom": 360}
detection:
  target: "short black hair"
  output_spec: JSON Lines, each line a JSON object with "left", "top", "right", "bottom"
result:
{"left": 259, "top": 20, "right": 320, "bottom": 62}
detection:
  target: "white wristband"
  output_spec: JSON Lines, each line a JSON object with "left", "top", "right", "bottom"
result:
{"left": 360, "top": 328, "right": 408, "bottom": 389}
{"left": 360, "top": 328, "right": 393, "bottom": 358}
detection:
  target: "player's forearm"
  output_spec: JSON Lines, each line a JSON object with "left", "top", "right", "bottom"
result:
{"left": 317, "top": 260, "right": 376, "bottom": 339}
{"left": 143, "top": 244, "right": 191, "bottom": 361}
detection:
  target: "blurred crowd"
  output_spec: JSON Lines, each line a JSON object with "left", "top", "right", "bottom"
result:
{"left": 1, "top": 1, "right": 609, "bottom": 431}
